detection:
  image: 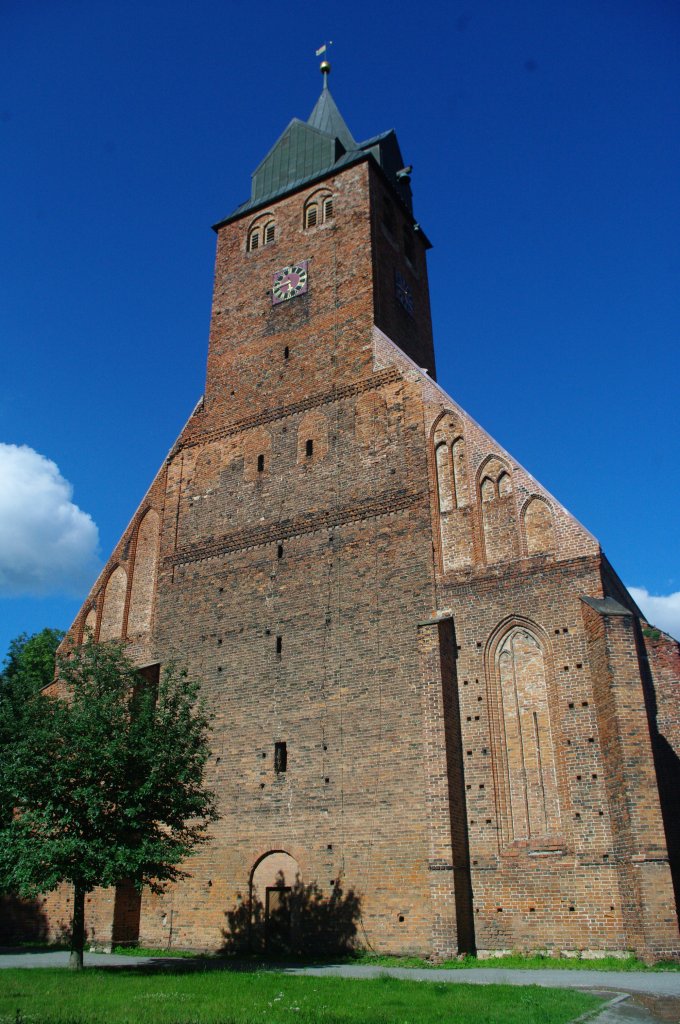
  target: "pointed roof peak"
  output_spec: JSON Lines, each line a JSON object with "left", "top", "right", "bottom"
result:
{"left": 307, "top": 63, "right": 356, "bottom": 152}
{"left": 215, "top": 62, "right": 417, "bottom": 227}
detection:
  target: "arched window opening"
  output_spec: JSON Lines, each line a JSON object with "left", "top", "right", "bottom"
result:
{"left": 83, "top": 606, "right": 97, "bottom": 640}
{"left": 247, "top": 216, "right": 275, "bottom": 252}
{"left": 480, "top": 476, "right": 496, "bottom": 503}
{"left": 304, "top": 191, "right": 333, "bottom": 230}
{"left": 524, "top": 497, "right": 557, "bottom": 554}
{"left": 435, "top": 442, "right": 454, "bottom": 513}
{"left": 432, "top": 417, "right": 475, "bottom": 571}
{"left": 479, "top": 456, "right": 519, "bottom": 562}
{"left": 451, "top": 437, "right": 468, "bottom": 508}
{"left": 100, "top": 565, "right": 128, "bottom": 641}
{"left": 128, "top": 509, "right": 160, "bottom": 636}
{"left": 492, "top": 626, "right": 561, "bottom": 845}
{"left": 498, "top": 471, "right": 512, "bottom": 498}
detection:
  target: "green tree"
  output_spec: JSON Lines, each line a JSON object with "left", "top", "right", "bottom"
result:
{"left": 0, "top": 629, "right": 64, "bottom": 826}
{"left": 1, "top": 628, "right": 64, "bottom": 694}
{"left": 0, "top": 637, "right": 216, "bottom": 969}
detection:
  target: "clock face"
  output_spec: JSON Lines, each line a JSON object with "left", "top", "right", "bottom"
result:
{"left": 395, "top": 269, "right": 414, "bottom": 316}
{"left": 272, "top": 261, "right": 309, "bottom": 305}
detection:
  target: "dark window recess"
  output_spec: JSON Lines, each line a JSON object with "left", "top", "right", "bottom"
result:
{"left": 138, "top": 663, "right": 160, "bottom": 687}
{"left": 135, "top": 663, "right": 160, "bottom": 707}
{"left": 276, "top": 635, "right": 282, "bottom": 655}
{"left": 305, "top": 439, "right": 314, "bottom": 457}
{"left": 284, "top": 345, "right": 289, "bottom": 360}
{"left": 277, "top": 543, "right": 284, "bottom": 559}
{"left": 274, "top": 742, "right": 287, "bottom": 773}
{"left": 257, "top": 454, "right": 265, "bottom": 473}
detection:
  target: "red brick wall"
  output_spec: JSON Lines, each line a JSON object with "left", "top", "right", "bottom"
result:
{"left": 43, "top": 153, "right": 678, "bottom": 960}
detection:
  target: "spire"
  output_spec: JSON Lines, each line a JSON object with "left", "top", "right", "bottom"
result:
{"left": 307, "top": 61, "right": 356, "bottom": 153}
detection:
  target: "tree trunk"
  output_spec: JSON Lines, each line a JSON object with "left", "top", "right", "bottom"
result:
{"left": 68, "top": 883, "right": 86, "bottom": 970}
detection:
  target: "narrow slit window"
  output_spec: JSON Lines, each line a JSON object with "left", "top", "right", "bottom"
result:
{"left": 276, "top": 635, "right": 282, "bottom": 655}
{"left": 305, "top": 439, "right": 314, "bottom": 458}
{"left": 257, "top": 454, "right": 265, "bottom": 473}
{"left": 277, "top": 543, "right": 284, "bottom": 559}
{"left": 274, "top": 741, "right": 287, "bottom": 773}
{"left": 284, "top": 345, "right": 289, "bottom": 360}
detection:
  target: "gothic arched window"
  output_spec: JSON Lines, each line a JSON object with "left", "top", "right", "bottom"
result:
{"left": 523, "top": 496, "right": 557, "bottom": 555}
{"left": 478, "top": 455, "right": 519, "bottom": 563}
{"left": 487, "top": 624, "right": 561, "bottom": 847}
{"left": 435, "top": 442, "right": 454, "bottom": 513}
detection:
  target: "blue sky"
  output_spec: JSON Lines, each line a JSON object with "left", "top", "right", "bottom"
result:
{"left": 1, "top": 0, "right": 679, "bottom": 657}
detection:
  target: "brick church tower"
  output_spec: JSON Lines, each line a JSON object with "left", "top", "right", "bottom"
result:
{"left": 48, "top": 64, "right": 679, "bottom": 959}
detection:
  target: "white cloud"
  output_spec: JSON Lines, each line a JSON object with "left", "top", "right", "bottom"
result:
{"left": 627, "top": 587, "right": 680, "bottom": 642}
{"left": 0, "top": 443, "right": 100, "bottom": 597}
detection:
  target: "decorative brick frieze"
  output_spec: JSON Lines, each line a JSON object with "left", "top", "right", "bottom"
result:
{"left": 170, "top": 367, "right": 402, "bottom": 458}
{"left": 166, "top": 487, "right": 426, "bottom": 567}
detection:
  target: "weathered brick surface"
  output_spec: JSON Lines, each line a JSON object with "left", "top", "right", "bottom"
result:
{"left": 39, "top": 124, "right": 678, "bottom": 959}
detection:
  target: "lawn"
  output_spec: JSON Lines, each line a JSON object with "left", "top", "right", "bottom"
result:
{"left": 111, "top": 946, "right": 680, "bottom": 971}
{"left": 0, "top": 968, "right": 602, "bottom": 1024}
{"left": 351, "top": 951, "right": 680, "bottom": 972}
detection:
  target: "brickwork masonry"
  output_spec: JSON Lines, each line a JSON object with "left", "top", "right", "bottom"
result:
{"left": 42, "top": 149, "right": 679, "bottom": 961}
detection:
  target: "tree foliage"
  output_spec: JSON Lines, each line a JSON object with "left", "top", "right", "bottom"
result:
{"left": 0, "top": 628, "right": 64, "bottom": 825}
{"left": 0, "top": 627, "right": 64, "bottom": 729}
{"left": 0, "top": 637, "right": 216, "bottom": 967}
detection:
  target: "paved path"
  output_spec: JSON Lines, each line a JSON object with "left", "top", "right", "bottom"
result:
{"left": 1, "top": 952, "right": 679, "bottom": 1023}
{"left": 281, "top": 963, "right": 680, "bottom": 997}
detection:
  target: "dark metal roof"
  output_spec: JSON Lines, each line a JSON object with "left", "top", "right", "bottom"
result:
{"left": 213, "top": 75, "right": 418, "bottom": 230}
{"left": 580, "top": 596, "right": 634, "bottom": 616}
{"left": 219, "top": 148, "right": 370, "bottom": 228}
{"left": 251, "top": 119, "right": 339, "bottom": 203}
{"left": 306, "top": 78, "right": 356, "bottom": 151}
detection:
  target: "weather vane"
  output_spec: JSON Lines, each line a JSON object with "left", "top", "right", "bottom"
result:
{"left": 315, "top": 40, "right": 334, "bottom": 75}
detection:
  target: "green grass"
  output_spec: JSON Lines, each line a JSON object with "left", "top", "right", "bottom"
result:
{"left": 0, "top": 968, "right": 602, "bottom": 1024}
{"left": 109, "top": 945, "right": 680, "bottom": 972}
{"left": 349, "top": 950, "right": 680, "bottom": 972}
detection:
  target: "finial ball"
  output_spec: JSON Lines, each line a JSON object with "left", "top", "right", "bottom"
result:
{"left": 320, "top": 60, "right": 331, "bottom": 75}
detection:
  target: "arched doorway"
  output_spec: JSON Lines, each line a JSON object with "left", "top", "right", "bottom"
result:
{"left": 251, "top": 851, "right": 300, "bottom": 953}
